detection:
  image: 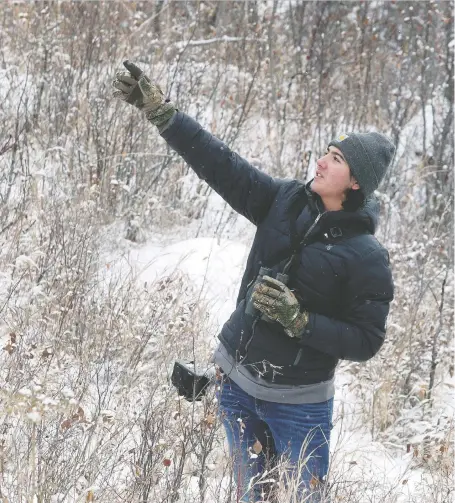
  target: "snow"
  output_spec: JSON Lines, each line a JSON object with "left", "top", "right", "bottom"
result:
{"left": 108, "top": 236, "right": 249, "bottom": 334}
{"left": 175, "top": 36, "right": 266, "bottom": 49}
{"left": 331, "top": 371, "right": 441, "bottom": 502}
{"left": 26, "top": 410, "right": 42, "bottom": 423}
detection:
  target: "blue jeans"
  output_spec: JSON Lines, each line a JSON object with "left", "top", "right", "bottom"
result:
{"left": 217, "top": 375, "right": 333, "bottom": 502}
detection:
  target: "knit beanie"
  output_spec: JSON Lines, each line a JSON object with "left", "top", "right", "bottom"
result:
{"left": 328, "top": 132, "right": 395, "bottom": 196}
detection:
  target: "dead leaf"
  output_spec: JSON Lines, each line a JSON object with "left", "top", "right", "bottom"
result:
{"left": 253, "top": 440, "right": 262, "bottom": 454}
{"left": 86, "top": 491, "right": 94, "bottom": 502}
{"left": 418, "top": 385, "right": 427, "bottom": 400}
{"left": 72, "top": 406, "right": 85, "bottom": 422}
{"left": 310, "top": 475, "right": 320, "bottom": 489}
{"left": 204, "top": 414, "right": 216, "bottom": 426}
{"left": 3, "top": 343, "right": 14, "bottom": 355}
{"left": 60, "top": 419, "right": 72, "bottom": 431}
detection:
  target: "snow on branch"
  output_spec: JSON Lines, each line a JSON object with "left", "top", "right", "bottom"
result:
{"left": 175, "top": 36, "right": 265, "bottom": 49}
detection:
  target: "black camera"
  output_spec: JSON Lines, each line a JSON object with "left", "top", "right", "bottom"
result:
{"left": 171, "top": 361, "right": 215, "bottom": 402}
{"left": 244, "top": 266, "right": 289, "bottom": 321}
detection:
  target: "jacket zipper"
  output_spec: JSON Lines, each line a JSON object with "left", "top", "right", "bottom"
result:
{"left": 240, "top": 210, "right": 327, "bottom": 364}
{"left": 301, "top": 210, "right": 326, "bottom": 244}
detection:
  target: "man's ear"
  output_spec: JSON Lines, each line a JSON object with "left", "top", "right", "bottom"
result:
{"left": 350, "top": 177, "right": 360, "bottom": 191}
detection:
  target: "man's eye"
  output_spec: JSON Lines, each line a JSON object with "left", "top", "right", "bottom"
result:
{"left": 333, "top": 155, "right": 340, "bottom": 163}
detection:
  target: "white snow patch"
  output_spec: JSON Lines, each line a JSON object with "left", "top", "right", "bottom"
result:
{"left": 109, "top": 237, "right": 249, "bottom": 334}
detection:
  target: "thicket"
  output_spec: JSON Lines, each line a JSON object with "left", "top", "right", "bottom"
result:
{"left": 0, "top": 1, "right": 453, "bottom": 502}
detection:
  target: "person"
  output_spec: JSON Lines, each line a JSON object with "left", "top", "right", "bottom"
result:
{"left": 112, "top": 61, "right": 395, "bottom": 502}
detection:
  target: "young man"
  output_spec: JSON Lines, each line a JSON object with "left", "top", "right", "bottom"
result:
{"left": 113, "top": 61, "right": 395, "bottom": 502}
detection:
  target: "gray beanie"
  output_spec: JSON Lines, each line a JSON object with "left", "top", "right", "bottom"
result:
{"left": 328, "top": 132, "right": 395, "bottom": 196}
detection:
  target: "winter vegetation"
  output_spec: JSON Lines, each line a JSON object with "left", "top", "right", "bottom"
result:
{"left": 0, "top": 1, "right": 453, "bottom": 502}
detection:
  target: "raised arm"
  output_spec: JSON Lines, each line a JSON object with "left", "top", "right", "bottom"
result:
{"left": 112, "top": 60, "right": 281, "bottom": 225}
{"left": 161, "top": 112, "right": 282, "bottom": 224}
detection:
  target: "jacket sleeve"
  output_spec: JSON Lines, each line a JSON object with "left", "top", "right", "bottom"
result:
{"left": 298, "top": 247, "right": 394, "bottom": 362}
{"left": 160, "top": 112, "right": 282, "bottom": 225}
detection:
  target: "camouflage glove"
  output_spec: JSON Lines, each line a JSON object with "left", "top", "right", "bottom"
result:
{"left": 252, "top": 275, "right": 309, "bottom": 339}
{"left": 112, "top": 60, "right": 176, "bottom": 131}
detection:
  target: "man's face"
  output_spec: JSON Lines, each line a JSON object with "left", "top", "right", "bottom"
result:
{"left": 311, "top": 146, "right": 359, "bottom": 206}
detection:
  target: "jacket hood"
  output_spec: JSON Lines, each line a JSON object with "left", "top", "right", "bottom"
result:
{"left": 305, "top": 179, "right": 379, "bottom": 235}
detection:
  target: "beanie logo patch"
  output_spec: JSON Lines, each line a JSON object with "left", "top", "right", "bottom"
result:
{"left": 337, "top": 133, "right": 350, "bottom": 141}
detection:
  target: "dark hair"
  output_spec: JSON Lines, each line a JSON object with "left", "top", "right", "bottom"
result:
{"left": 342, "top": 187, "right": 366, "bottom": 212}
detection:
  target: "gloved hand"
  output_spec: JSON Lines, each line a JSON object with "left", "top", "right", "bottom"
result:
{"left": 252, "top": 275, "right": 309, "bottom": 339}
{"left": 112, "top": 60, "right": 176, "bottom": 131}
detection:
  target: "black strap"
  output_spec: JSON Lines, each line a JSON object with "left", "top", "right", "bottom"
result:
{"left": 263, "top": 190, "right": 308, "bottom": 269}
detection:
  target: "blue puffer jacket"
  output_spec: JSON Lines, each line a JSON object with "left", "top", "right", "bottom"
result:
{"left": 161, "top": 112, "right": 394, "bottom": 386}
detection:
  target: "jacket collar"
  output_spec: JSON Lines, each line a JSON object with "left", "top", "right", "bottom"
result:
{"left": 304, "top": 179, "right": 379, "bottom": 235}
